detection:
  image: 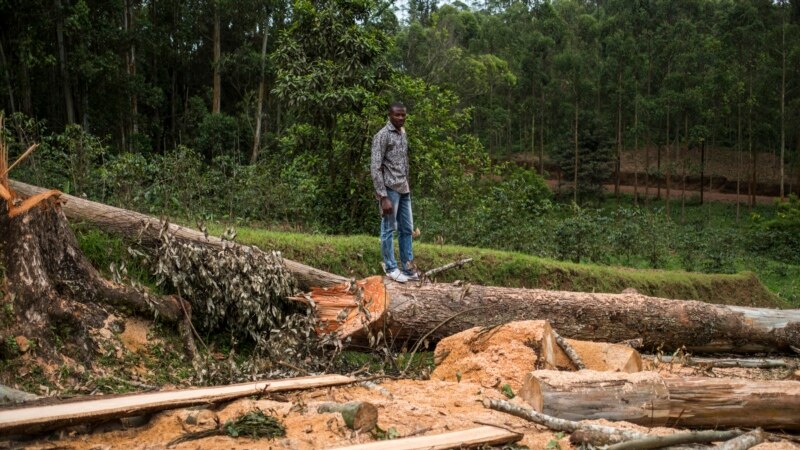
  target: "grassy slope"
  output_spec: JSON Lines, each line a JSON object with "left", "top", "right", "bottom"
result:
{"left": 213, "top": 225, "right": 787, "bottom": 309}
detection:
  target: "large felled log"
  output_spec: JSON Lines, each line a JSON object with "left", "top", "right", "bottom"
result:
{"left": 0, "top": 374, "right": 353, "bottom": 435}
{"left": 9, "top": 179, "right": 347, "bottom": 290}
{"left": 303, "top": 277, "right": 800, "bottom": 354}
{"left": 519, "top": 370, "right": 800, "bottom": 430}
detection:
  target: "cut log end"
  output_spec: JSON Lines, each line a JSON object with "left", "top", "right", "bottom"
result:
{"left": 299, "top": 276, "right": 388, "bottom": 338}
{"left": 317, "top": 401, "right": 379, "bottom": 431}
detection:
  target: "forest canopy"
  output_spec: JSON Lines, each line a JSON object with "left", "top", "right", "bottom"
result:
{"left": 0, "top": 0, "right": 798, "bottom": 236}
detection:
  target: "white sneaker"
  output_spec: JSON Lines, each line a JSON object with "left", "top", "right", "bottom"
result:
{"left": 386, "top": 268, "right": 409, "bottom": 283}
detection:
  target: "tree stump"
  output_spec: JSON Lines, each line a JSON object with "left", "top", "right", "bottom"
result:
{"left": 0, "top": 189, "right": 186, "bottom": 363}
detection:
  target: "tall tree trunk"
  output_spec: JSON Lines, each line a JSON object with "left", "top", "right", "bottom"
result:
{"left": 681, "top": 114, "right": 687, "bottom": 224}
{"left": 55, "top": 0, "right": 75, "bottom": 125}
{"left": 663, "top": 104, "right": 670, "bottom": 214}
{"left": 573, "top": 100, "right": 578, "bottom": 204}
{"left": 644, "top": 63, "right": 651, "bottom": 206}
{"left": 0, "top": 39, "right": 16, "bottom": 114}
{"left": 736, "top": 103, "right": 742, "bottom": 223}
{"left": 531, "top": 82, "right": 537, "bottom": 175}
{"left": 615, "top": 71, "right": 622, "bottom": 204}
{"left": 748, "top": 77, "right": 755, "bottom": 208}
{"left": 170, "top": 69, "right": 178, "bottom": 149}
{"left": 18, "top": 51, "right": 33, "bottom": 116}
{"left": 540, "top": 89, "right": 545, "bottom": 177}
{"left": 700, "top": 137, "right": 705, "bottom": 205}
{"left": 250, "top": 20, "right": 270, "bottom": 164}
{"left": 212, "top": 3, "right": 221, "bottom": 114}
{"left": 780, "top": 12, "right": 786, "bottom": 201}
{"left": 124, "top": 0, "right": 138, "bottom": 141}
{"left": 633, "top": 90, "right": 639, "bottom": 206}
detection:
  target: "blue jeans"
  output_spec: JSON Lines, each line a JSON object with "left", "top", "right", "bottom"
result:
{"left": 380, "top": 189, "right": 414, "bottom": 273}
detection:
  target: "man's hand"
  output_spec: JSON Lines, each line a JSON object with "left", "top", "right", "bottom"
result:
{"left": 380, "top": 197, "right": 393, "bottom": 217}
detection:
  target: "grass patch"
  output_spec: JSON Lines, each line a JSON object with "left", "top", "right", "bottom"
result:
{"left": 210, "top": 225, "right": 787, "bottom": 308}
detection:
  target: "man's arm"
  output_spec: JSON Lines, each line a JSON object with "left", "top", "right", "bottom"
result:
{"left": 370, "top": 130, "right": 388, "bottom": 199}
{"left": 370, "top": 130, "right": 393, "bottom": 216}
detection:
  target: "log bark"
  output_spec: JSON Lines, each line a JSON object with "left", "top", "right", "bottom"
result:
{"left": 9, "top": 179, "right": 348, "bottom": 290}
{"left": 0, "top": 374, "right": 353, "bottom": 435}
{"left": 520, "top": 370, "right": 800, "bottom": 430}
{"left": 306, "top": 277, "right": 800, "bottom": 354}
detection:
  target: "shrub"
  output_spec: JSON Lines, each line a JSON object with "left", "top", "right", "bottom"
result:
{"left": 748, "top": 194, "right": 800, "bottom": 264}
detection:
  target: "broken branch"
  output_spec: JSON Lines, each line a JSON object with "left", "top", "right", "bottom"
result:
{"left": 423, "top": 258, "right": 473, "bottom": 279}
{"left": 606, "top": 430, "right": 745, "bottom": 450}
{"left": 553, "top": 329, "right": 586, "bottom": 370}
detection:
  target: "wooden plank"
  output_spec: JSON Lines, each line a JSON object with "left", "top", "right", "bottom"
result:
{"left": 331, "top": 426, "right": 521, "bottom": 450}
{"left": 0, "top": 374, "right": 353, "bottom": 435}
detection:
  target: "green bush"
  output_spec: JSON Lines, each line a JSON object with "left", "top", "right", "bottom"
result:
{"left": 748, "top": 195, "right": 800, "bottom": 264}
{"left": 553, "top": 206, "right": 609, "bottom": 264}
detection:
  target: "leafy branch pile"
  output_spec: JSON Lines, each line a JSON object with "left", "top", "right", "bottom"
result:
{"left": 167, "top": 408, "right": 286, "bottom": 447}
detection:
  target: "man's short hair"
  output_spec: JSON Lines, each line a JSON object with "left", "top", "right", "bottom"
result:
{"left": 388, "top": 102, "right": 406, "bottom": 113}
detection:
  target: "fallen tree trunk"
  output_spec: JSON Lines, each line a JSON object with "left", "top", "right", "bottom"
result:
{"left": 302, "top": 277, "right": 800, "bottom": 354}
{"left": 0, "top": 374, "right": 353, "bottom": 435}
{"left": 9, "top": 179, "right": 347, "bottom": 290}
{"left": 519, "top": 370, "right": 800, "bottom": 430}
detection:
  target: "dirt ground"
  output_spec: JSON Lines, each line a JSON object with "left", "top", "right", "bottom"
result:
{"left": 6, "top": 310, "right": 800, "bottom": 450}
{"left": 546, "top": 179, "right": 782, "bottom": 205}
{"left": 15, "top": 373, "right": 800, "bottom": 450}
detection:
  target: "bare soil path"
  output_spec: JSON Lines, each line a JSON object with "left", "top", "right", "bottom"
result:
{"left": 547, "top": 180, "right": 782, "bottom": 205}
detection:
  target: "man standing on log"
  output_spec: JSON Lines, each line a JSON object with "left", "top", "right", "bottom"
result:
{"left": 371, "top": 102, "right": 420, "bottom": 283}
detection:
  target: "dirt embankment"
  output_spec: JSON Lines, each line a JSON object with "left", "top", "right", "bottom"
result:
{"left": 512, "top": 147, "right": 800, "bottom": 199}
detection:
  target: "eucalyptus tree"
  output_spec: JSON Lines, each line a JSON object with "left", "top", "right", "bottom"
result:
{"left": 721, "top": 0, "right": 769, "bottom": 209}
{"left": 551, "top": 0, "right": 600, "bottom": 203}
{"left": 272, "top": 0, "right": 393, "bottom": 230}
{"left": 601, "top": 0, "right": 639, "bottom": 203}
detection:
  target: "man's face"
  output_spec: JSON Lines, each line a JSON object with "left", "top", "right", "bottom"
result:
{"left": 389, "top": 107, "right": 406, "bottom": 129}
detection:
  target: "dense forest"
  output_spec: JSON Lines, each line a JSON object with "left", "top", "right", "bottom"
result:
{"left": 1, "top": 0, "right": 799, "bottom": 300}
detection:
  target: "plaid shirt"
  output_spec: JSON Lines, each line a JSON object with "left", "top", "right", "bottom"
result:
{"left": 370, "top": 120, "right": 410, "bottom": 198}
